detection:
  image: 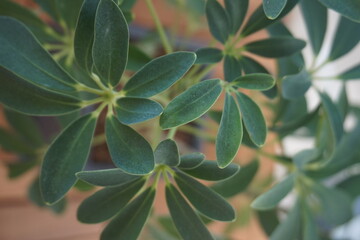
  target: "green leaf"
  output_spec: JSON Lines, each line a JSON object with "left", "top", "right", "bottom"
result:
{"left": 216, "top": 93, "right": 242, "bottom": 168}
{"left": 338, "top": 64, "right": 360, "bottom": 80}
{"left": 178, "top": 153, "right": 205, "bottom": 169}
{"left": 165, "top": 184, "right": 214, "bottom": 240}
{"left": 232, "top": 73, "right": 275, "bottom": 90}
{"left": 303, "top": 205, "right": 320, "bottom": 240}
{"left": 40, "top": 114, "right": 97, "bottom": 204}
{"left": 73, "top": 179, "right": 95, "bottom": 192}
{"left": 241, "top": 0, "right": 299, "bottom": 36}
{"left": 182, "top": 160, "right": 239, "bottom": 181}
{"left": 224, "top": 55, "right": 242, "bottom": 82}
{"left": 251, "top": 174, "right": 294, "bottom": 210}
{"left": 263, "top": 0, "right": 287, "bottom": 19}
{"left": 300, "top": 0, "right": 328, "bottom": 55}
{"left": 158, "top": 216, "right": 181, "bottom": 239}
{"left": 0, "top": 68, "right": 80, "bottom": 116}
{"left": 7, "top": 159, "right": 37, "bottom": 179}
{"left": 282, "top": 69, "right": 312, "bottom": 100}
{"left": 212, "top": 159, "right": 259, "bottom": 198}
{"left": 195, "top": 48, "right": 223, "bottom": 64}
{"left": 160, "top": 79, "right": 222, "bottom": 129}
{"left": 74, "top": 0, "right": 100, "bottom": 73}
{"left": 127, "top": 45, "right": 151, "bottom": 71}
{"left": 320, "top": 92, "right": 344, "bottom": 143}
{"left": 329, "top": 16, "right": 360, "bottom": 60}
{"left": 155, "top": 139, "right": 180, "bottom": 166}
{"left": 77, "top": 178, "right": 145, "bottom": 223}
{"left": 100, "top": 188, "right": 155, "bottom": 240}
{"left": 106, "top": 115, "right": 154, "bottom": 174}
{"left": 0, "top": 128, "right": 34, "bottom": 154}
{"left": 124, "top": 52, "right": 196, "bottom": 97}
{"left": 245, "top": 37, "right": 306, "bottom": 58}
{"left": 206, "top": 0, "right": 230, "bottom": 43}
{"left": 337, "top": 175, "right": 360, "bottom": 199}
{"left": 337, "top": 84, "right": 349, "bottom": 121}
{"left": 240, "top": 56, "right": 269, "bottom": 74}
{"left": 175, "top": 171, "right": 235, "bottom": 221}
{"left": 0, "top": 17, "right": 77, "bottom": 93}
{"left": 224, "top": 0, "right": 248, "bottom": 34}
{"left": 235, "top": 92, "right": 267, "bottom": 146}
{"left": 256, "top": 209, "right": 280, "bottom": 236}
{"left": 115, "top": 97, "right": 163, "bottom": 125}
{"left": 76, "top": 168, "right": 141, "bottom": 186}
{"left": 56, "top": 0, "right": 84, "bottom": 30}
{"left": 93, "top": 0, "right": 129, "bottom": 87}
{"left": 34, "top": 0, "right": 59, "bottom": 21}
{"left": 319, "top": 0, "right": 360, "bottom": 23}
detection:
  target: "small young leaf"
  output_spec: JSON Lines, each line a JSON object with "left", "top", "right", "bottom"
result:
{"left": 300, "top": 0, "right": 328, "bottom": 55}
{"left": 40, "top": 114, "right": 97, "bottom": 204}
{"left": 93, "top": 0, "right": 129, "bottom": 87}
{"left": 232, "top": 73, "right": 275, "bottom": 90}
{"left": 76, "top": 168, "right": 141, "bottom": 186}
{"left": 224, "top": 0, "right": 248, "bottom": 34}
{"left": 224, "top": 55, "right": 242, "bottom": 82}
{"left": 100, "top": 188, "right": 155, "bottom": 240}
{"left": 318, "top": 0, "right": 360, "bottom": 23}
{"left": 106, "top": 116, "right": 154, "bottom": 174}
{"left": 165, "top": 184, "right": 214, "bottom": 240}
{"left": 178, "top": 153, "right": 205, "bottom": 169}
{"left": 245, "top": 37, "right": 306, "bottom": 58}
{"left": 263, "top": 0, "right": 287, "bottom": 19}
{"left": 212, "top": 158, "right": 259, "bottom": 198}
{"left": 206, "top": 0, "right": 230, "bottom": 43}
{"left": 329, "top": 16, "right": 360, "bottom": 60}
{"left": 160, "top": 79, "right": 222, "bottom": 129}
{"left": 235, "top": 92, "right": 267, "bottom": 147}
{"left": 175, "top": 171, "right": 235, "bottom": 221}
{"left": 155, "top": 139, "right": 180, "bottom": 166}
{"left": 0, "top": 68, "right": 80, "bottom": 116}
{"left": 216, "top": 93, "right": 243, "bottom": 168}
{"left": 124, "top": 52, "right": 196, "bottom": 97}
{"left": 282, "top": 69, "right": 312, "bottom": 100}
{"left": 195, "top": 47, "right": 223, "bottom": 64}
{"left": 251, "top": 174, "right": 294, "bottom": 210}
{"left": 115, "top": 97, "right": 163, "bottom": 125}
{"left": 338, "top": 64, "right": 360, "bottom": 80}
{"left": 77, "top": 178, "right": 145, "bottom": 223}
{"left": 182, "top": 160, "right": 239, "bottom": 181}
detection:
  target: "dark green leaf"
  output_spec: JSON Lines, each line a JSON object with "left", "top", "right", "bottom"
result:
{"left": 235, "top": 92, "right": 267, "bottom": 146}
{"left": 263, "top": 0, "right": 287, "bottom": 19}
{"left": 300, "top": 0, "right": 327, "bottom": 55}
{"left": 34, "top": 0, "right": 59, "bottom": 21}
{"left": 256, "top": 209, "right": 280, "bottom": 236}
{"left": 115, "top": 97, "right": 163, "bottom": 125}
{"left": 155, "top": 139, "right": 180, "bottom": 166}
{"left": 178, "top": 153, "right": 205, "bottom": 169}
{"left": 76, "top": 168, "right": 141, "bottom": 186}
{"left": 240, "top": 56, "right": 269, "bottom": 74}
{"left": 216, "top": 93, "right": 242, "bottom": 168}
{"left": 158, "top": 216, "right": 181, "bottom": 239}
{"left": 320, "top": 92, "right": 344, "bottom": 143}
{"left": 225, "top": 0, "right": 248, "bottom": 34}
{"left": 319, "top": 0, "right": 360, "bottom": 22}
{"left": 337, "top": 85, "right": 349, "bottom": 121}
{"left": 175, "top": 171, "right": 235, "bottom": 221}
{"left": 207, "top": 110, "right": 222, "bottom": 124}
{"left": 56, "top": 0, "right": 83, "bottom": 30}
{"left": 93, "top": 0, "right": 129, "bottom": 87}
{"left": 41, "top": 114, "right": 97, "bottom": 204}
{"left": 124, "top": 52, "right": 196, "bottom": 97}
{"left": 329, "top": 16, "right": 360, "bottom": 60}
{"left": 166, "top": 184, "right": 214, "bottom": 240}
{"left": 119, "top": 0, "right": 138, "bottom": 11}
{"left": 182, "top": 160, "right": 239, "bottom": 181}
{"left": 74, "top": 0, "right": 100, "bottom": 73}
{"left": 337, "top": 175, "right": 360, "bottom": 199}
{"left": 0, "top": 128, "right": 34, "bottom": 154}
{"left": 245, "top": 37, "right": 306, "bottom": 58}
{"left": 195, "top": 47, "right": 223, "bottom": 64}
{"left": 77, "top": 178, "right": 145, "bottom": 223}
{"left": 224, "top": 55, "right": 242, "bottom": 82}
{"left": 232, "top": 73, "right": 275, "bottom": 90}
{"left": 251, "top": 174, "right": 294, "bottom": 210}
{"left": 303, "top": 205, "right": 320, "bottom": 240}
{"left": 282, "top": 69, "right": 311, "bottom": 100}
{"left": 241, "top": 0, "right": 299, "bottom": 36}
{"left": 338, "top": 64, "right": 360, "bottom": 80}
{"left": 242, "top": 123, "right": 261, "bottom": 148}
{"left": 106, "top": 115, "right": 154, "bottom": 174}
{"left": 127, "top": 45, "right": 151, "bottom": 71}
{"left": 0, "top": 17, "right": 77, "bottom": 93}
{"left": 212, "top": 159, "right": 259, "bottom": 198}
{"left": 160, "top": 79, "right": 222, "bottom": 129}
{"left": 206, "top": 0, "right": 230, "bottom": 43}
{"left": 7, "top": 159, "right": 37, "bottom": 179}
{"left": 0, "top": 68, "right": 80, "bottom": 116}
{"left": 100, "top": 188, "right": 155, "bottom": 240}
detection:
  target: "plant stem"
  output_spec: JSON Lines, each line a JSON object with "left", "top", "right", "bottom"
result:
{"left": 92, "top": 134, "right": 106, "bottom": 146}
{"left": 167, "top": 127, "right": 177, "bottom": 139}
{"left": 145, "top": 0, "right": 173, "bottom": 54}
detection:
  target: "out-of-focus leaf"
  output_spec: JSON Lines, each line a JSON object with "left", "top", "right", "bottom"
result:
{"left": 282, "top": 69, "right": 311, "bottom": 100}
{"left": 263, "top": 0, "right": 287, "bottom": 19}
{"left": 338, "top": 64, "right": 360, "bottom": 81}
{"left": 319, "top": 0, "right": 360, "bottom": 23}
{"left": 127, "top": 45, "right": 151, "bottom": 71}
{"left": 206, "top": 0, "right": 230, "bottom": 43}
{"left": 225, "top": 0, "right": 248, "bottom": 34}
{"left": 257, "top": 209, "right": 280, "bottom": 236}
{"left": 7, "top": 159, "right": 37, "bottom": 179}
